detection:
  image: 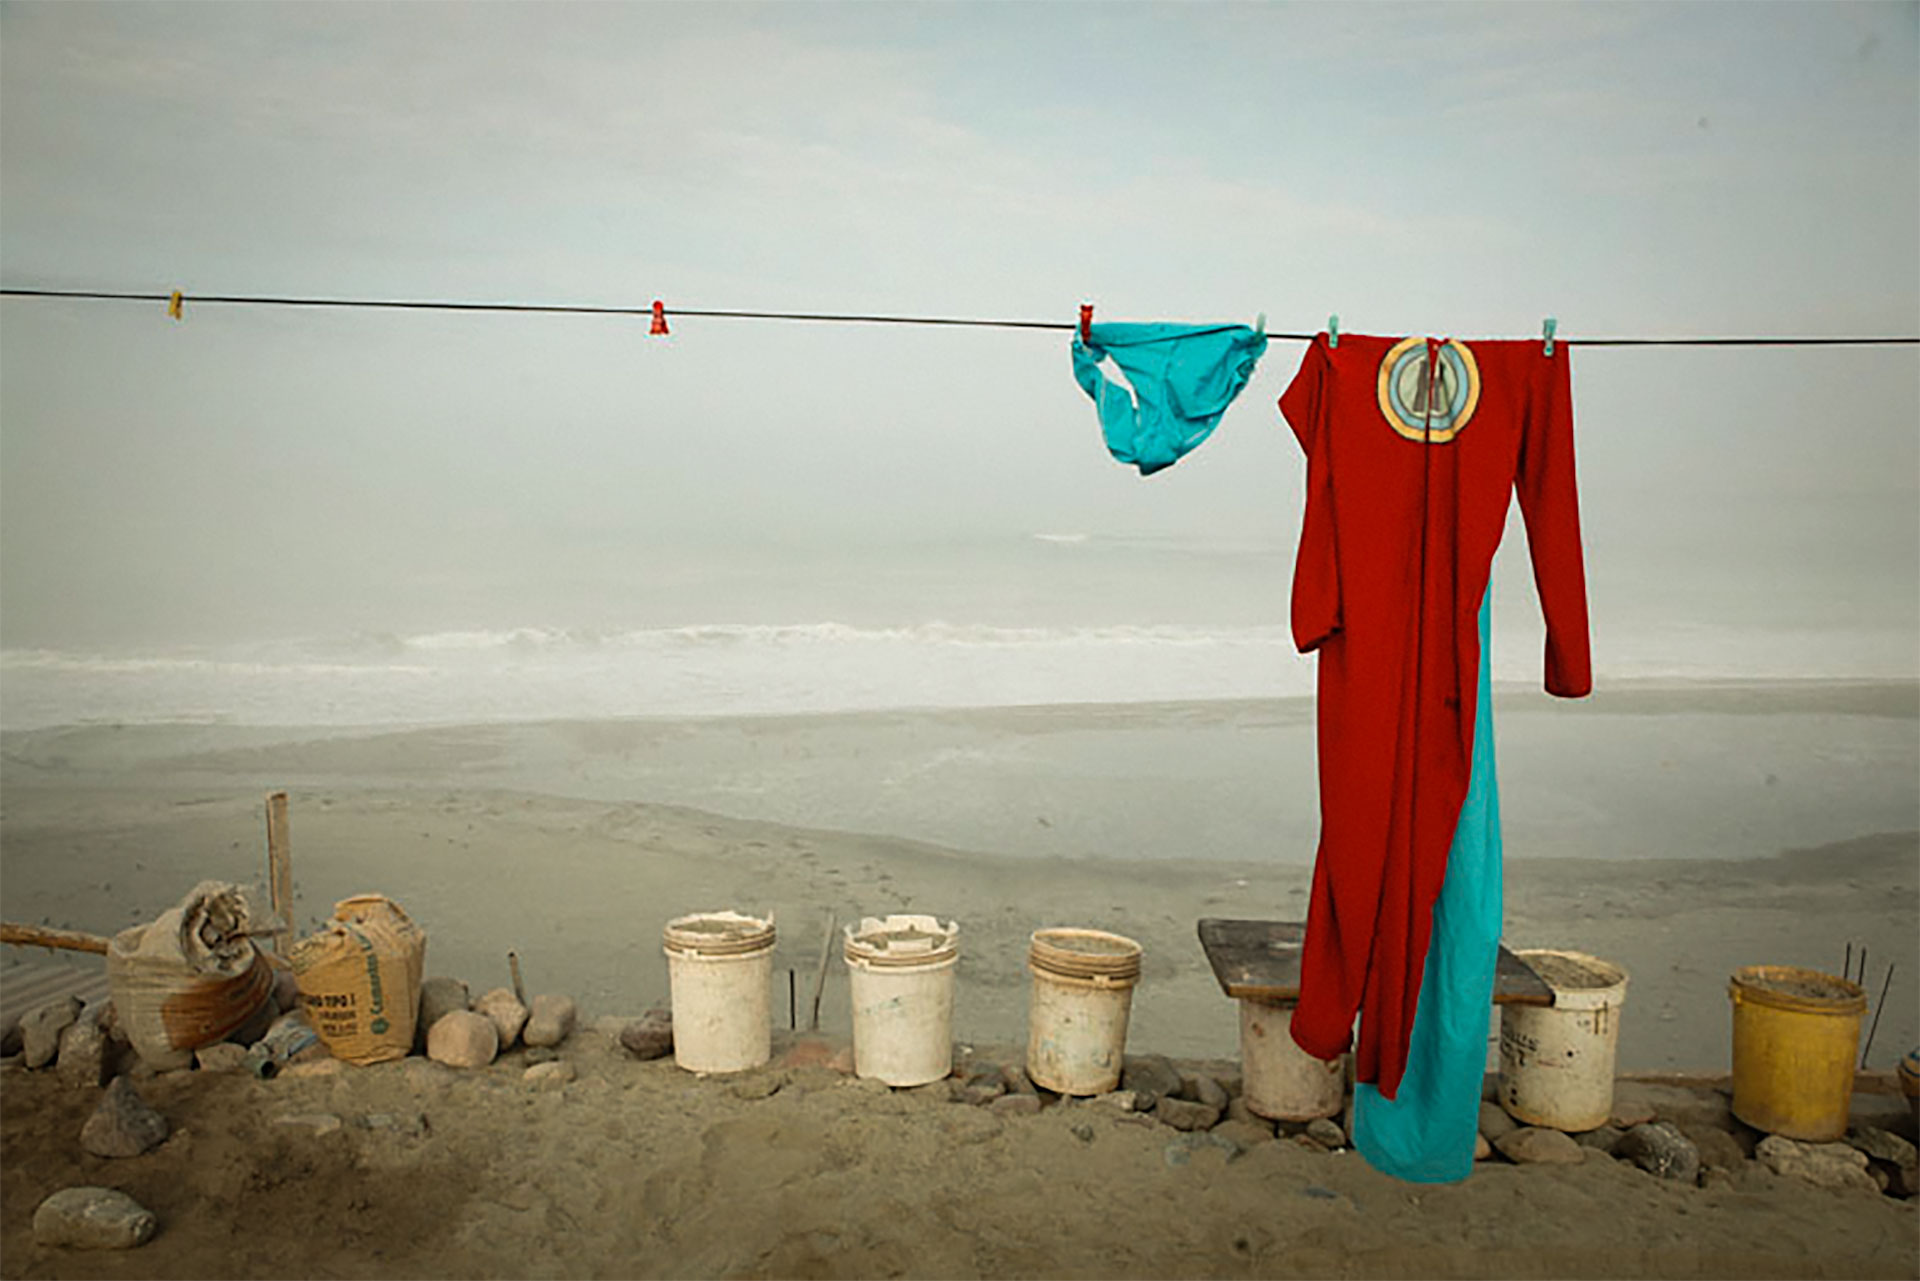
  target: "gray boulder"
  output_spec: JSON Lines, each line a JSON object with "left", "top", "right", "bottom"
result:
{"left": 80, "top": 1076, "right": 169, "bottom": 1158}
{"left": 23, "top": 996, "right": 83, "bottom": 1069}
{"left": 618, "top": 1008, "right": 673, "bottom": 1060}
{"left": 1617, "top": 1121, "right": 1701, "bottom": 1183}
{"left": 415, "top": 977, "right": 470, "bottom": 1039}
{"left": 523, "top": 994, "right": 576, "bottom": 1048}
{"left": 1759, "top": 1134, "right": 1879, "bottom": 1194}
{"left": 33, "top": 1187, "right": 156, "bottom": 1249}
{"left": 1495, "top": 1126, "right": 1585, "bottom": 1165}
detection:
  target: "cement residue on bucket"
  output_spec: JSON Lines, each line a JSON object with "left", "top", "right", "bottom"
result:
{"left": 1526, "top": 951, "right": 1619, "bottom": 992}
{"left": 1736, "top": 969, "right": 1863, "bottom": 1004}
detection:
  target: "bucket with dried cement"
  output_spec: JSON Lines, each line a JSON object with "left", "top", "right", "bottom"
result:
{"left": 1025, "top": 927, "right": 1141, "bottom": 1096}
{"left": 1498, "top": 949, "right": 1629, "bottom": 1131}
{"left": 844, "top": 914, "right": 959, "bottom": 1087}
{"left": 1729, "top": 965, "right": 1866, "bottom": 1141}
{"left": 1240, "top": 999, "right": 1344, "bottom": 1120}
{"left": 664, "top": 910, "right": 775, "bottom": 1074}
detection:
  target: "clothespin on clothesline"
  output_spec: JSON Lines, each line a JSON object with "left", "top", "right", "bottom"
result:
{"left": 650, "top": 299, "right": 669, "bottom": 336}
{"left": 1078, "top": 303, "right": 1093, "bottom": 345}
{"left": 1542, "top": 317, "right": 1557, "bottom": 356}
{"left": 167, "top": 291, "right": 184, "bottom": 321}
{"left": 1327, "top": 314, "right": 1339, "bottom": 349}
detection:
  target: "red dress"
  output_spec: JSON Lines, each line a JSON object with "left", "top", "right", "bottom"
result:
{"left": 1279, "top": 333, "right": 1592, "bottom": 1098}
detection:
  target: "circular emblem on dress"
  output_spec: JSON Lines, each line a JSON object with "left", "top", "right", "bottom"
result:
{"left": 1376, "top": 337, "right": 1480, "bottom": 443}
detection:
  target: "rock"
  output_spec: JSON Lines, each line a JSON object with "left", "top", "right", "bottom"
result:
{"left": 1699, "top": 1165, "right": 1736, "bottom": 1191}
{"left": 0, "top": 1011, "right": 22, "bottom": 1057}
{"left": 415, "top": 977, "right": 470, "bottom": 1038}
{"left": 472, "top": 989, "right": 528, "bottom": 1050}
{"left": 427, "top": 1010, "right": 498, "bottom": 1069}
{"left": 280, "top": 1057, "right": 345, "bottom": 1079}
{"left": 988, "top": 1092, "right": 1042, "bottom": 1117}
{"left": 23, "top": 996, "right": 83, "bottom": 1069}
{"left": 1479, "top": 1100, "right": 1518, "bottom": 1143}
{"left": 1474, "top": 1132, "right": 1492, "bottom": 1161}
{"left": 1495, "top": 1126, "right": 1585, "bottom": 1165}
{"left": 1122, "top": 1054, "right": 1184, "bottom": 1103}
{"left": 1618, "top": 1122, "right": 1700, "bottom": 1183}
{"left": 1000, "top": 1063, "right": 1038, "bottom": 1095}
{"left": 1305, "top": 1117, "right": 1346, "bottom": 1149}
{"left": 57, "top": 1005, "right": 111, "bottom": 1088}
{"left": 1225, "top": 1096, "right": 1273, "bottom": 1130}
{"left": 958, "top": 1061, "right": 1006, "bottom": 1089}
{"left": 1685, "top": 1126, "right": 1748, "bottom": 1175}
{"left": 730, "top": 1071, "right": 785, "bottom": 1101}
{"left": 1183, "top": 1072, "right": 1230, "bottom": 1111}
{"left": 1758, "top": 1134, "right": 1879, "bottom": 1194}
{"left": 33, "top": 1187, "right": 156, "bottom": 1250}
{"left": 274, "top": 1112, "right": 344, "bottom": 1136}
{"left": 1155, "top": 1096, "right": 1221, "bottom": 1132}
{"left": 1213, "top": 1118, "right": 1276, "bottom": 1149}
{"left": 959, "top": 1082, "right": 1006, "bottom": 1107}
{"left": 1845, "top": 1125, "right": 1917, "bottom": 1196}
{"left": 1091, "top": 1089, "right": 1145, "bottom": 1113}
{"left": 195, "top": 1043, "right": 253, "bottom": 1074}
{"left": 1607, "top": 1084, "right": 1658, "bottom": 1128}
{"left": 524, "top": 1060, "right": 576, "bottom": 1091}
{"left": 524, "top": 1045, "right": 560, "bottom": 1065}
{"left": 524, "top": 994, "right": 576, "bottom": 1048}
{"left": 1070, "top": 1121, "right": 1095, "bottom": 1142}
{"left": 1572, "top": 1124, "right": 1626, "bottom": 1155}
{"left": 618, "top": 1009, "right": 673, "bottom": 1061}
{"left": 79, "top": 1076, "right": 169, "bottom": 1158}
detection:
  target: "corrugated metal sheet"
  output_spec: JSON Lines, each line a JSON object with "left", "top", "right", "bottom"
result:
{"left": 1, "top": 959, "right": 112, "bottom": 1026}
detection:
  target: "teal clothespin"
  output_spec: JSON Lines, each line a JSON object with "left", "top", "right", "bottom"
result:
{"left": 1328, "top": 314, "right": 1340, "bottom": 349}
{"left": 1254, "top": 312, "right": 1266, "bottom": 339}
{"left": 1542, "top": 317, "right": 1557, "bottom": 356}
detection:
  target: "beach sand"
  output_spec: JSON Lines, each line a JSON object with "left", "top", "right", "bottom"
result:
{"left": 1, "top": 680, "right": 1915, "bottom": 1276}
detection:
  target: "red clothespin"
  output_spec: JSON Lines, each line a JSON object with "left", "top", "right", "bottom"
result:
{"left": 1078, "top": 303, "right": 1093, "bottom": 345}
{"left": 650, "top": 300, "right": 669, "bottom": 336}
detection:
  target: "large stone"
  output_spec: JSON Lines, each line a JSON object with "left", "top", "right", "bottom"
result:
{"left": 1155, "top": 1096, "right": 1221, "bottom": 1132}
{"left": 524, "top": 1060, "right": 576, "bottom": 1091}
{"left": 33, "top": 1187, "right": 156, "bottom": 1250}
{"left": 416, "top": 977, "right": 470, "bottom": 1038}
{"left": 1305, "top": 1117, "right": 1347, "bottom": 1149}
{"left": 1572, "top": 1124, "right": 1626, "bottom": 1155}
{"left": 618, "top": 1008, "right": 673, "bottom": 1060}
{"left": 1845, "top": 1125, "right": 1917, "bottom": 1197}
{"left": 57, "top": 1004, "right": 111, "bottom": 1088}
{"left": 23, "top": 996, "right": 83, "bottom": 1069}
{"left": 0, "top": 1010, "right": 23, "bottom": 1057}
{"left": 1213, "top": 1118, "right": 1275, "bottom": 1149}
{"left": 79, "top": 1077, "right": 169, "bottom": 1158}
{"left": 1495, "top": 1126, "right": 1585, "bottom": 1165}
{"left": 427, "top": 1010, "right": 498, "bottom": 1069}
{"left": 1617, "top": 1122, "right": 1700, "bottom": 1183}
{"left": 523, "top": 994, "right": 577, "bottom": 1048}
{"left": 1182, "top": 1072, "right": 1230, "bottom": 1111}
{"left": 472, "top": 989, "right": 528, "bottom": 1050}
{"left": 1224, "top": 1096, "right": 1273, "bottom": 1130}
{"left": 1091, "top": 1089, "right": 1146, "bottom": 1113}
{"left": 1758, "top": 1134, "right": 1879, "bottom": 1194}
{"left": 1684, "top": 1125, "right": 1748, "bottom": 1176}
{"left": 1122, "top": 1054, "right": 1185, "bottom": 1104}
{"left": 1479, "top": 1100, "right": 1518, "bottom": 1143}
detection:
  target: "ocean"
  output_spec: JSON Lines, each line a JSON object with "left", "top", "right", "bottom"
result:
{"left": 1, "top": 531, "right": 1914, "bottom": 731}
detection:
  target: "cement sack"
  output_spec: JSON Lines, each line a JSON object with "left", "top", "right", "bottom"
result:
{"left": 107, "top": 881, "right": 275, "bottom": 1071}
{"left": 290, "top": 895, "right": 426, "bottom": 1065}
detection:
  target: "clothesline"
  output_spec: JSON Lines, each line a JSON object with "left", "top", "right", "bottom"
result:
{"left": 2, "top": 287, "right": 1917, "bottom": 346}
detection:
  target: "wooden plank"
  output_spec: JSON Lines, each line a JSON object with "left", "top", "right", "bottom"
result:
{"left": 1196, "top": 918, "right": 1554, "bottom": 1007}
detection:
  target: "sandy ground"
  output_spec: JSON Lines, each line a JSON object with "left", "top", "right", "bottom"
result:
{"left": 1, "top": 682, "right": 1916, "bottom": 1277}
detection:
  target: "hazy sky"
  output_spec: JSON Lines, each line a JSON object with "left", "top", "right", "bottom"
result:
{"left": 2, "top": 2, "right": 1916, "bottom": 650}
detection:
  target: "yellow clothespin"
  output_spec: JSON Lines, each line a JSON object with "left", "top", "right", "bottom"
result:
{"left": 167, "top": 291, "right": 184, "bottom": 321}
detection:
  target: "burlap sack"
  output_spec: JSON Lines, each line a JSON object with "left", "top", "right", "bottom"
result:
{"left": 289, "top": 894, "right": 427, "bottom": 1065}
{"left": 107, "top": 880, "right": 275, "bottom": 1071}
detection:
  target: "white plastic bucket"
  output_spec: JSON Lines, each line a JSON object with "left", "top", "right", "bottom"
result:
{"left": 1025, "top": 927, "right": 1142, "bottom": 1096}
{"left": 843, "top": 914, "right": 959, "bottom": 1087}
{"left": 1498, "top": 949, "right": 1629, "bottom": 1131}
{"left": 663, "top": 910, "right": 776, "bottom": 1074}
{"left": 1239, "top": 999, "right": 1345, "bottom": 1120}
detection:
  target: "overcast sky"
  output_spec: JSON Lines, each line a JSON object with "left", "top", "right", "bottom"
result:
{"left": 1, "top": 2, "right": 1915, "bottom": 651}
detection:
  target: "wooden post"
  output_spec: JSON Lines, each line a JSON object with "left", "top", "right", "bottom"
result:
{"left": 808, "top": 911, "right": 835, "bottom": 1032}
{"left": 508, "top": 952, "right": 526, "bottom": 1006}
{"left": 265, "top": 792, "right": 292, "bottom": 958}
{"left": 0, "top": 923, "right": 110, "bottom": 955}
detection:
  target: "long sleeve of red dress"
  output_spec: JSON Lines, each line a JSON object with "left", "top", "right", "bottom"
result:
{"left": 1280, "top": 333, "right": 1590, "bottom": 1099}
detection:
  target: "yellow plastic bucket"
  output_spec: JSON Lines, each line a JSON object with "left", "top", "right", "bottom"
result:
{"left": 1728, "top": 966, "right": 1865, "bottom": 1141}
